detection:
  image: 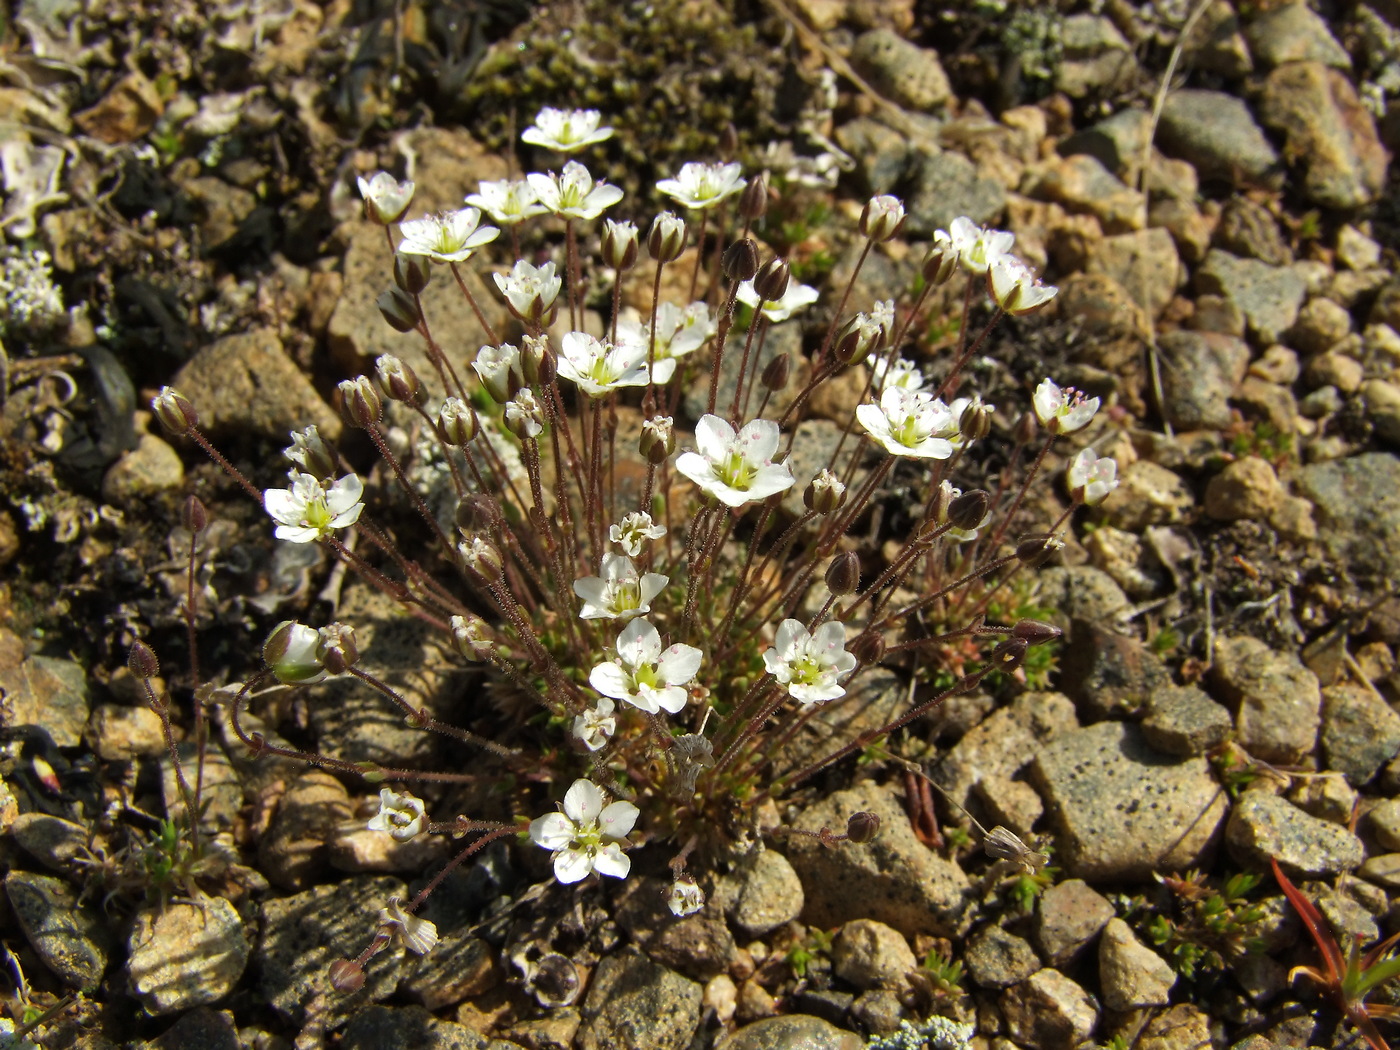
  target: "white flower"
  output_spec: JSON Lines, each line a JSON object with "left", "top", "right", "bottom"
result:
{"left": 556, "top": 331, "right": 649, "bottom": 397}
{"left": 736, "top": 278, "right": 820, "bottom": 324}
{"left": 521, "top": 107, "right": 614, "bottom": 152}
{"left": 573, "top": 554, "right": 669, "bottom": 621}
{"left": 527, "top": 161, "right": 624, "bottom": 220}
{"left": 610, "top": 511, "right": 666, "bottom": 556}
{"left": 573, "top": 698, "right": 617, "bottom": 752}
{"left": 762, "top": 619, "right": 858, "bottom": 704}
{"left": 493, "top": 259, "right": 562, "bottom": 323}
{"left": 357, "top": 171, "right": 415, "bottom": 224}
{"left": 936, "top": 481, "right": 993, "bottom": 543}
{"left": 675, "top": 415, "right": 795, "bottom": 508}
{"left": 656, "top": 161, "right": 746, "bottom": 210}
{"left": 868, "top": 354, "right": 925, "bottom": 393}
{"left": 397, "top": 207, "right": 499, "bottom": 263}
{"left": 264, "top": 471, "right": 364, "bottom": 542}
{"left": 861, "top": 194, "right": 905, "bottom": 240}
{"left": 615, "top": 301, "right": 715, "bottom": 384}
{"left": 945, "top": 216, "right": 1015, "bottom": 274}
{"left": 668, "top": 875, "right": 705, "bottom": 917}
{"left": 283, "top": 424, "right": 337, "bottom": 477}
{"left": 589, "top": 618, "right": 702, "bottom": 715}
{"left": 378, "top": 897, "right": 438, "bottom": 955}
{"left": 263, "top": 620, "right": 326, "bottom": 684}
{"left": 474, "top": 343, "right": 523, "bottom": 403}
{"left": 465, "top": 178, "right": 547, "bottom": 225}
{"left": 367, "top": 787, "right": 427, "bottom": 842}
{"left": 504, "top": 389, "right": 545, "bottom": 439}
{"left": 987, "top": 255, "right": 1057, "bottom": 315}
{"left": 1068, "top": 447, "right": 1119, "bottom": 505}
{"left": 856, "top": 388, "right": 958, "bottom": 460}
{"left": 529, "top": 779, "right": 639, "bottom": 884}
{"left": 1032, "top": 378, "right": 1100, "bottom": 435}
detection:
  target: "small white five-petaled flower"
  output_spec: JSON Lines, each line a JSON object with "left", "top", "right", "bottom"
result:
{"left": 264, "top": 471, "right": 364, "bottom": 543}
{"left": 944, "top": 216, "right": 1015, "bottom": 274}
{"left": 573, "top": 698, "right": 617, "bottom": 752}
{"left": 1032, "top": 378, "right": 1100, "bottom": 435}
{"left": 357, "top": 171, "right": 415, "bottom": 225}
{"left": 527, "top": 161, "right": 624, "bottom": 220}
{"left": 655, "top": 161, "right": 747, "bottom": 210}
{"left": 521, "top": 107, "right": 614, "bottom": 152}
{"left": 856, "top": 387, "right": 958, "bottom": 460}
{"left": 675, "top": 415, "right": 795, "bottom": 508}
{"left": 573, "top": 554, "right": 669, "bottom": 621}
{"left": 556, "top": 332, "right": 649, "bottom": 398}
{"left": 589, "top": 618, "right": 703, "bottom": 715}
{"left": 367, "top": 787, "right": 427, "bottom": 842}
{"left": 378, "top": 897, "right": 438, "bottom": 955}
{"left": 529, "top": 779, "right": 639, "bottom": 884}
{"left": 1067, "top": 447, "right": 1119, "bottom": 505}
{"left": 610, "top": 511, "right": 666, "bottom": 557}
{"left": 762, "top": 619, "right": 858, "bottom": 704}
{"left": 494, "top": 260, "right": 562, "bottom": 324}
{"left": 987, "top": 256, "right": 1057, "bottom": 315}
{"left": 465, "top": 179, "right": 547, "bottom": 226}
{"left": 397, "top": 207, "right": 499, "bottom": 263}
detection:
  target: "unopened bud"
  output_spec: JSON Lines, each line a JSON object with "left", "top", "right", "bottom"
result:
{"left": 959, "top": 399, "right": 993, "bottom": 443}
{"left": 520, "top": 335, "right": 552, "bottom": 386}
{"left": 377, "top": 287, "right": 421, "bottom": 333}
{"left": 648, "top": 212, "right": 686, "bottom": 263}
{"left": 128, "top": 641, "right": 160, "bottom": 680}
{"left": 263, "top": 621, "right": 326, "bottom": 684}
{"left": 989, "top": 637, "right": 1029, "bottom": 671}
{"left": 376, "top": 354, "right": 422, "bottom": 405}
{"left": 739, "top": 174, "right": 768, "bottom": 222}
{"left": 455, "top": 494, "right": 501, "bottom": 533}
{"left": 923, "top": 245, "right": 958, "bottom": 285}
{"left": 947, "top": 490, "right": 990, "bottom": 533}
{"left": 338, "top": 376, "right": 383, "bottom": 429}
{"left": 437, "top": 397, "right": 478, "bottom": 446}
{"left": 760, "top": 352, "right": 790, "bottom": 392}
{"left": 152, "top": 387, "right": 198, "bottom": 436}
{"left": 393, "top": 252, "right": 431, "bottom": 295}
{"left": 860, "top": 195, "right": 906, "bottom": 242}
{"left": 752, "top": 257, "right": 790, "bottom": 303}
{"left": 602, "top": 219, "right": 639, "bottom": 271}
{"left": 640, "top": 415, "right": 676, "bottom": 464}
{"left": 835, "top": 314, "right": 885, "bottom": 365}
{"left": 182, "top": 494, "right": 208, "bottom": 533}
{"left": 1015, "top": 534, "right": 1064, "bottom": 568}
{"left": 450, "top": 613, "right": 493, "bottom": 661}
{"left": 1013, "top": 619, "right": 1062, "bottom": 645}
{"left": 719, "top": 123, "right": 739, "bottom": 159}
{"left": 286, "top": 425, "right": 339, "bottom": 480}
{"left": 317, "top": 623, "right": 359, "bottom": 675}
{"left": 329, "top": 959, "right": 366, "bottom": 994}
{"left": 723, "top": 238, "right": 759, "bottom": 282}
{"left": 459, "top": 535, "right": 503, "bottom": 583}
{"left": 825, "top": 551, "right": 861, "bottom": 596}
{"left": 846, "top": 811, "right": 881, "bottom": 843}
{"left": 1014, "top": 411, "right": 1038, "bottom": 446}
{"left": 804, "top": 469, "right": 847, "bottom": 515}
{"left": 504, "top": 390, "right": 546, "bottom": 439}
{"left": 848, "top": 632, "right": 886, "bottom": 666}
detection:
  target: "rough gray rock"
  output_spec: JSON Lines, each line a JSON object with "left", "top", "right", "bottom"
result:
{"left": 1196, "top": 250, "right": 1307, "bottom": 345}
{"left": 1058, "top": 108, "right": 1150, "bottom": 180}
{"left": 1029, "top": 153, "right": 1144, "bottom": 233}
{"left": 1244, "top": 2, "right": 1351, "bottom": 69}
{"left": 1030, "top": 721, "right": 1228, "bottom": 880}
{"left": 5, "top": 871, "right": 113, "bottom": 990}
{"left": 401, "top": 930, "right": 497, "bottom": 1012}
{"left": 1000, "top": 968, "right": 1099, "bottom": 1050}
{"left": 85, "top": 702, "right": 165, "bottom": 761}
{"left": 784, "top": 781, "right": 971, "bottom": 937}
{"left": 965, "top": 924, "right": 1041, "bottom": 988}
{"left": 832, "top": 919, "right": 917, "bottom": 991}
{"left": 1204, "top": 457, "right": 1285, "bottom": 522}
{"left": 0, "top": 654, "right": 92, "bottom": 747}
{"left": 1097, "top": 917, "right": 1176, "bottom": 1010}
{"left": 1217, "top": 197, "right": 1293, "bottom": 266}
{"left": 101, "top": 432, "right": 185, "bottom": 503}
{"left": 127, "top": 898, "right": 249, "bottom": 1015}
{"left": 1210, "top": 634, "right": 1321, "bottom": 764}
{"left": 258, "top": 769, "right": 355, "bottom": 891}
{"left": 849, "top": 29, "right": 951, "bottom": 112}
{"left": 902, "top": 149, "right": 1007, "bottom": 238}
{"left": 1364, "top": 378, "right": 1400, "bottom": 444}
{"left": 1296, "top": 453, "right": 1400, "bottom": 596}
{"left": 1142, "top": 684, "right": 1234, "bottom": 757}
{"left": 1036, "top": 879, "right": 1115, "bottom": 967}
{"left": 1032, "top": 566, "right": 1131, "bottom": 626}
{"left": 1320, "top": 683, "right": 1400, "bottom": 785}
{"left": 716, "top": 1015, "right": 862, "bottom": 1050}
{"left": 645, "top": 916, "right": 737, "bottom": 982}
{"left": 141, "top": 1008, "right": 241, "bottom": 1050}
{"left": 1157, "top": 330, "right": 1250, "bottom": 430}
{"left": 834, "top": 118, "right": 911, "bottom": 195}
{"left": 725, "top": 849, "right": 805, "bottom": 938}
{"left": 1103, "top": 461, "right": 1195, "bottom": 532}
{"left": 9, "top": 813, "right": 93, "bottom": 872}
{"left": 1058, "top": 621, "right": 1171, "bottom": 719}
{"left": 1056, "top": 14, "right": 1136, "bottom": 98}
{"left": 577, "top": 949, "right": 703, "bottom": 1050}
{"left": 1085, "top": 227, "right": 1181, "bottom": 318}
{"left": 1226, "top": 791, "right": 1364, "bottom": 876}
{"left": 341, "top": 1005, "right": 508, "bottom": 1050}
{"left": 1157, "top": 90, "right": 1280, "bottom": 187}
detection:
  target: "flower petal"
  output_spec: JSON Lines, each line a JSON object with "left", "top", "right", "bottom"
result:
{"left": 563, "top": 779, "right": 603, "bottom": 824}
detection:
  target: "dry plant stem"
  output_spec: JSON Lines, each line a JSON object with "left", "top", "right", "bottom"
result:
{"left": 485, "top": 578, "right": 583, "bottom": 712}
{"left": 565, "top": 219, "right": 580, "bottom": 330}
{"left": 448, "top": 262, "right": 500, "bottom": 345}
{"left": 849, "top": 524, "right": 956, "bottom": 615}
{"left": 713, "top": 502, "right": 781, "bottom": 653}
{"left": 738, "top": 319, "right": 773, "bottom": 422}
{"left": 347, "top": 667, "right": 521, "bottom": 760}
{"left": 776, "top": 357, "right": 840, "bottom": 435}
{"left": 884, "top": 552, "right": 1018, "bottom": 625}
{"left": 709, "top": 283, "right": 747, "bottom": 415}
{"left": 182, "top": 521, "right": 208, "bottom": 844}
{"left": 185, "top": 428, "right": 265, "bottom": 505}
{"left": 985, "top": 434, "right": 1055, "bottom": 553}
{"left": 414, "top": 314, "right": 470, "bottom": 403}
{"left": 713, "top": 679, "right": 783, "bottom": 773}
{"left": 412, "top": 404, "right": 469, "bottom": 497}
{"left": 885, "top": 621, "right": 981, "bottom": 656}
{"left": 643, "top": 261, "right": 666, "bottom": 416}
{"left": 820, "top": 457, "right": 894, "bottom": 555}
{"left": 713, "top": 510, "right": 817, "bottom": 661}
{"left": 141, "top": 678, "right": 201, "bottom": 857}
{"left": 817, "top": 238, "right": 873, "bottom": 365}
{"left": 689, "top": 210, "right": 709, "bottom": 302}
{"left": 730, "top": 313, "right": 766, "bottom": 422}
{"left": 365, "top": 424, "right": 456, "bottom": 552}
{"left": 351, "top": 519, "right": 468, "bottom": 616}
{"left": 327, "top": 534, "right": 452, "bottom": 630}
{"left": 682, "top": 506, "right": 733, "bottom": 636}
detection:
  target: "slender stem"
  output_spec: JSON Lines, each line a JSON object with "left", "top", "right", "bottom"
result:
{"left": 448, "top": 262, "right": 500, "bottom": 345}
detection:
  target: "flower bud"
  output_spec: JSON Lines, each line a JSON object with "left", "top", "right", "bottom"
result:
{"left": 723, "top": 238, "right": 759, "bottom": 282}
{"left": 152, "top": 387, "right": 198, "bottom": 436}
{"left": 128, "top": 640, "right": 160, "bottom": 680}
{"left": 648, "top": 211, "right": 686, "bottom": 263}
{"left": 947, "top": 489, "right": 990, "bottom": 533}
{"left": 825, "top": 551, "right": 861, "bottom": 596}
{"left": 316, "top": 622, "right": 359, "bottom": 676}
{"left": 450, "top": 613, "right": 493, "bottom": 661}
{"left": 459, "top": 535, "right": 503, "bottom": 583}
{"left": 719, "top": 122, "right": 739, "bottom": 159}
{"left": 834, "top": 313, "right": 886, "bottom": 365}
{"left": 182, "top": 494, "right": 208, "bottom": 533}
{"left": 357, "top": 171, "right": 414, "bottom": 225}
{"left": 329, "top": 958, "right": 367, "bottom": 993}
{"left": 455, "top": 493, "right": 501, "bottom": 533}
{"left": 846, "top": 811, "right": 881, "bottom": 844}
{"left": 639, "top": 415, "right": 675, "bottom": 464}
{"left": 377, "top": 287, "right": 421, "bottom": 333}
{"left": 263, "top": 621, "right": 326, "bottom": 684}
{"left": 989, "top": 637, "right": 1029, "bottom": 672}
{"left": 1015, "top": 534, "right": 1064, "bottom": 568}
{"left": 739, "top": 173, "right": 767, "bottom": 221}
{"left": 848, "top": 632, "right": 885, "bottom": 667}
{"left": 959, "top": 399, "right": 993, "bottom": 443}
{"left": 1014, "top": 411, "right": 1038, "bottom": 446}
{"left": 804, "top": 468, "right": 847, "bottom": 515}
{"left": 923, "top": 245, "right": 958, "bottom": 286}
{"left": 760, "top": 352, "right": 790, "bottom": 392}
{"left": 1013, "top": 619, "right": 1063, "bottom": 645}
{"left": 376, "top": 354, "right": 423, "bottom": 405}
{"left": 860, "top": 195, "right": 905, "bottom": 242}
{"left": 752, "top": 257, "right": 790, "bottom": 303}
{"left": 474, "top": 344, "right": 524, "bottom": 404}
{"left": 520, "top": 335, "right": 552, "bottom": 386}
{"left": 504, "top": 390, "right": 546, "bottom": 439}
{"left": 286, "top": 425, "right": 339, "bottom": 481}
{"left": 393, "top": 252, "right": 431, "bottom": 295}
{"left": 602, "top": 218, "right": 639, "bottom": 271}
{"left": 338, "top": 376, "right": 383, "bottom": 429}
{"left": 437, "top": 397, "right": 478, "bottom": 446}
